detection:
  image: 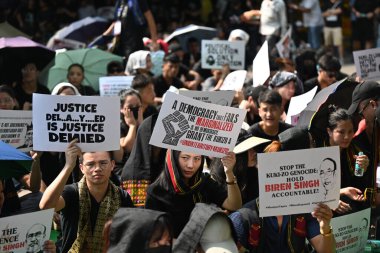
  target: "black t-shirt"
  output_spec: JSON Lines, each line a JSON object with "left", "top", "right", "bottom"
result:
{"left": 14, "top": 83, "right": 50, "bottom": 109}
{"left": 247, "top": 121, "right": 293, "bottom": 141}
{"left": 322, "top": 0, "right": 343, "bottom": 27}
{"left": 77, "top": 84, "right": 97, "bottom": 96}
{"left": 153, "top": 75, "right": 184, "bottom": 98}
{"left": 145, "top": 176, "right": 227, "bottom": 237}
{"left": 60, "top": 183, "right": 134, "bottom": 252}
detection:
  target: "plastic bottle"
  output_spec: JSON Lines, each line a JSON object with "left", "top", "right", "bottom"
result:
{"left": 354, "top": 152, "right": 364, "bottom": 177}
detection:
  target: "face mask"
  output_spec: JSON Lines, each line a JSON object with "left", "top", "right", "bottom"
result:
{"left": 146, "top": 245, "right": 172, "bottom": 253}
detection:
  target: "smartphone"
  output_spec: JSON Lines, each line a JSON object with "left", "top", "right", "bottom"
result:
{"left": 130, "top": 107, "right": 139, "bottom": 119}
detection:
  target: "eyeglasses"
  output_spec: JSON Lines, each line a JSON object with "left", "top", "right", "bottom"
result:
{"left": 83, "top": 160, "right": 110, "bottom": 170}
{"left": 358, "top": 100, "right": 371, "bottom": 117}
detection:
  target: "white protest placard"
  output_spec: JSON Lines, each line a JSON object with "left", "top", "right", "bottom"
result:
{"left": 258, "top": 146, "right": 340, "bottom": 217}
{"left": 220, "top": 70, "right": 247, "bottom": 91}
{"left": 149, "top": 92, "right": 246, "bottom": 158}
{"left": 0, "top": 209, "right": 54, "bottom": 253}
{"left": 179, "top": 90, "right": 235, "bottom": 106}
{"left": 252, "top": 41, "right": 270, "bottom": 87}
{"left": 99, "top": 76, "right": 134, "bottom": 96}
{"left": 0, "top": 110, "right": 33, "bottom": 152}
{"left": 33, "top": 94, "right": 120, "bottom": 152}
{"left": 285, "top": 86, "right": 318, "bottom": 126}
{"left": 331, "top": 208, "right": 371, "bottom": 253}
{"left": 201, "top": 40, "right": 245, "bottom": 70}
{"left": 353, "top": 47, "right": 380, "bottom": 80}
{"left": 276, "top": 27, "right": 292, "bottom": 58}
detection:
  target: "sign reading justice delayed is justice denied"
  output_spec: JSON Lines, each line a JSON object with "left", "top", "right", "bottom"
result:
{"left": 32, "top": 94, "right": 120, "bottom": 152}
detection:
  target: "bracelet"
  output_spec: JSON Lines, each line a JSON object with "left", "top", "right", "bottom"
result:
{"left": 320, "top": 225, "right": 333, "bottom": 237}
{"left": 226, "top": 176, "right": 237, "bottom": 185}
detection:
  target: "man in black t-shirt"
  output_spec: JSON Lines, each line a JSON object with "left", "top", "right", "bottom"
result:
{"left": 39, "top": 140, "right": 133, "bottom": 253}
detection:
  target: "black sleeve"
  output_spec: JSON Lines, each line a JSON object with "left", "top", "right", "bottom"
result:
{"left": 145, "top": 186, "right": 165, "bottom": 211}
{"left": 61, "top": 184, "right": 79, "bottom": 214}
{"left": 204, "top": 177, "right": 228, "bottom": 208}
{"left": 119, "top": 188, "right": 135, "bottom": 207}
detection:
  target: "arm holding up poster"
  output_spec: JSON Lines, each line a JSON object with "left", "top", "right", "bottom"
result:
{"left": 221, "top": 152, "right": 242, "bottom": 210}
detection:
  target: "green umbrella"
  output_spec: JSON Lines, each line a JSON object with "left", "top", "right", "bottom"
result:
{"left": 0, "top": 140, "right": 32, "bottom": 179}
{"left": 45, "top": 48, "right": 123, "bottom": 91}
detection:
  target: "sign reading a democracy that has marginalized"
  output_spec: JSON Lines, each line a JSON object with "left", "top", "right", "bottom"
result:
{"left": 0, "top": 110, "right": 33, "bottom": 152}
{"left": 149, "top": 92, "right": 246, "bottom": 158}
{"left": 258, "top": 146, "right": 340, "bottom": 217}
{"left": 32, "top": 94, "right": 119, "bottom": 152}
{"left": 178, "top": 90, "right": 235, "bottom": 106}
{"left": 201, "top": 40, "right": 245, "bottom": 70}
{"left": 353, "top": 47, "right": 380, "bottom": 80}
{"left": 331, "top": 208, "right": 371, "bottom": 253}
{"left": 99, "top": 76, "right": 134, "bottom": 96}
{"left": 0, "top": 209, "right": 54, "bottom": 253}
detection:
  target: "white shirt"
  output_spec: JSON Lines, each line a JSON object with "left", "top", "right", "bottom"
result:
{"left": 300, "top": 0, "right": 324, "bottom": 27}
{"left": 260, "top": 0, "right": 287, "bottom": 37}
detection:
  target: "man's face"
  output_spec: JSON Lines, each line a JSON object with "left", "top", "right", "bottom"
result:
{"left": 358, "top": 98, "right": 378, "bottom": 125}
{"left": 258, "top": 102, "right": 282, "bottom": 128}
{"left": 26, "top": 224, "right": 45, "bottom": 252}
{"left": 162, "top": 61, "right": 179, "bottom": 79}
{"left": 80, "top": 152, "right": 114, "bottom": 185}
{"left": 139, "top": 83, "right": 156, "bottom": 106}
{"left": 319, "top": 160, "right": 336, "bottom": 191}
{"left": 319, "top": 68, "right": 337, "bottom": 86}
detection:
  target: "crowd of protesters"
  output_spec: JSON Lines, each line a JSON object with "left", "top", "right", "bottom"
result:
{"left": 1, "top": 0, "right": 380, "bottom": 253}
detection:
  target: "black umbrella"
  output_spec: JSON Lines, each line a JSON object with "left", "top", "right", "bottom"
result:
{"left": 298, "top": 78, "right": 357, "bottom": 144}
{"left": 0, "top": 36, "right": 55, "bottom": 84}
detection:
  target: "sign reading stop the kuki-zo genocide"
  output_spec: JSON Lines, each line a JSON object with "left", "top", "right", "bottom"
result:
{"left": 32, "top": 94, "right": 119, "bottom": 152}
{"left": 98, "top": 76, "right": 134, "bottom": 96}
{"left": 149, "top": 92, "right": 246, "bottom": 158}
{"left": 178, "top": 90, "right": 235, "bottom": 106}
{"left": 0, "top": 209, "right": 54, "bottom": 253}
{"left": 330, "top": 208, "right": 371, "bottom": 253}
{"left": 258, "top": 146, "right": 340, "bottom": 217}
{"left": 353, "top": 47, "right": 380, "bottom": 81}
{"left": 0, "top": 110, "right": 33, "bottom": 152}
{"left": 201, "top": 40, "right": 245, "bottom": 70}
{"left": 252, "top": 40, "right": 270, "bottom": 87}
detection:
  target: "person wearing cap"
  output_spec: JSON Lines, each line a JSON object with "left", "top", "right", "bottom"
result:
{"left": 210, "top": 129, "right": 270, "bottom": 204}
{"left": 247, "top": 89, "right": 293, "bottom": 142}
{"left": 153, "top": 53, "right": 184, "bottom": 104}
{"left": 270, "top": 71, "right": 298, "bottom": 121}
{"left": 173, "top": 203, "right": 239, "bottom": 253}
{"left": 303, "top": 54, "right": 341, "bottom": 93}
{"left": 145, "top": 150, "right": 242, "bottom": 237}
{"left": 230, "top": 127, "right": 336, "bottom": 253}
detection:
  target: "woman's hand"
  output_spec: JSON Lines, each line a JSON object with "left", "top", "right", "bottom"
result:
{"left": 354, "top": 154, "right": 369, "bottom": 172}
{"left": 334, "top": 200, "right": 351, "bottom": 214}
{"left": 340, "top": 187, "right": 365, "bottom": 201}
{"left": 312, "top": 203, "right": 333, "bottom": 233}
{"left": 43, "top": 240, "right": 56, "bottom": 253}
{"left": 221, "top": 152, "right": 236, "bottom": 175}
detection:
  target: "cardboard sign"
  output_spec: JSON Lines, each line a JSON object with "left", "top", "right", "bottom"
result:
{"left": 252, "top": 41, "right": 270, "bottom": 87}
{"left": 0, "top": 110, "right": 33, "bottom": 152}
{"left": 285, "top": 86, "right": 318, "bottom": 126}
{"left": 149, "top": 92, "right": 246, "bottom": 158}
{"left": 276, "top": 27, "right": 292, "bottom": 58}
{"left": 99, "top": 76, "right": 134, "bottom": 96}
{"left": 331, "top": 208, "right": 371, "bottom": 253}
{"left": 258, "top": 146, "right": 340, "bottom": 217}
{"left": 220, "top": 70, "right": 247, "bottom": 91}
{"left": 0, "top": 209, "right": 54, "bottom": 253}
{"left": 32, "top": 94, "right": 120, "bottom": 152}
{"left": 178, "top": 90, "right": 235, "bottom": 106}
{"left": 201, "top": 40, "right": 245, "bottom": 70}
{"left": 353, "top": 47, "right": 380, "bottom": 80}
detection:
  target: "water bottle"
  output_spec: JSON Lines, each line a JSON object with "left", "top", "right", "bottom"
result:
{"left": 354, "top": 152, "right": 364, "bottom": 177}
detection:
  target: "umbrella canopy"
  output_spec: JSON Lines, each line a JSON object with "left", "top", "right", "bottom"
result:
{"left": 298, "top": 78, "right": 357, "bottom": 144}
{"left": 164, "top": 24, "right": 217, "bottom": 52}
{"left": 47, "top": 17, "right": 110, "bottom": 50}
{"left": 0, "top": 22, "right": 30, "bottom": 38}
{"left": 45, "top": 48, "right": 123, "bottom": 91}
{"left": 0, "top": 36, "right": 55, "bottom": 84}
{"left": 0, "top": 140, "right": 32, "bottom": 179}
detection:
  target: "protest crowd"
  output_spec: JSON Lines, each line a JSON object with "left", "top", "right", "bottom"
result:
{"left": 1, "top": 0, "right": 380, "bottom": 252}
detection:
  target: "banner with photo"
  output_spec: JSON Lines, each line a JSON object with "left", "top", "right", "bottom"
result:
{"left": 276, "top": 27, "right": 292, "bottom": 59}
{"left": 0, "top": 110, "right": 33, "bottom": 152}
{"left": 258, "top": 146, "right": 340, "bottom": 217}
{"left": 149, "top": 92, "right": 246, "bottom": 158}
{"left": 353, "top": 47, "right": 380, "bottom": 80}
{"left": 178, "top": 90, "right": 235, "bottom": 106}
{"left": 331, "top": 208, "right": 371, "bottom": 253}
{"left": 33, "top": 94, "right": 120, "bottom": 152}
{"left": 0, "top": 209, "right": 54, "bottom": 253}
{"left": 201, "top": 40, "right": 245, "bottom": 70}
{"left": 99, "top": 76, "right": 134, "bottom": 96}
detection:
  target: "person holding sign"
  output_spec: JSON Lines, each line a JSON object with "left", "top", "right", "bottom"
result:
{"left": 145, "top": 149, "right": 242, "bottom": 237}
{"left": 39, "top": 140, "right": 134, "bottom": 253}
